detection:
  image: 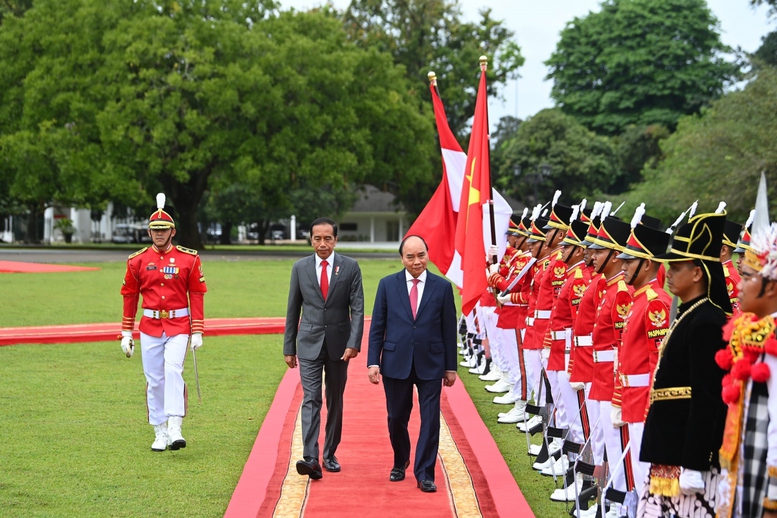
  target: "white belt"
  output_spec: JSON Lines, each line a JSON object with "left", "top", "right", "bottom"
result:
{"left": 593, "top": 349, "right": 615, "bottom": 362}
{"left": 501, "top": 301, "right": 519, "bottom": 306}
{"left": 575, "top": 335, "right": 593, "bottom": 347}
{"left": 143, "top": 308, "right": 189, "bottom": 319}
{"left": 551, "top": 330, "right": 570, "bottom": 340}
{"left": 526, "top": 317, "right": 535, "bottom": 326}
{"left": 535, "top": 310, "right": 551, "bottom": 319}
{"left": 620, "top": 373, "right": 651, "bottom": 387}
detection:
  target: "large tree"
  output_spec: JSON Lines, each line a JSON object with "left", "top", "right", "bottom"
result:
{"left": 0, "top": 0, "right": 435, "bottom": 248}
{"left": 493, "top": 109, "right": 618, "bottom": 207}
{"left": 546, "top": 0, "right": 740, "bottom": 135}
{"left": 627, "top": 65, "right": 777, "bottom": 225}
{"left": 341, "top": 0, "right": 523, "bottom": 140}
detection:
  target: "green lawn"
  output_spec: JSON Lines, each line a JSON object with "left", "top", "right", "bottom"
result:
{"left": 0, "top": 255, "right": 567, "bottom": 517}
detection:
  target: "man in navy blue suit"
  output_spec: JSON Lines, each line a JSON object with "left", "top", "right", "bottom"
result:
{"left": 368, "top": 235, "right": 458, "bottom": 493}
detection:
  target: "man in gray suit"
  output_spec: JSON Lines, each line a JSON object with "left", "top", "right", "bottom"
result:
{"left": 283, "top": 218, "right": 365, "bottom": 479}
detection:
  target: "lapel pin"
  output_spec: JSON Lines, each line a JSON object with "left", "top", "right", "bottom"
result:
{"left": 335, "top": 265, "right": 340, "bottom": 276}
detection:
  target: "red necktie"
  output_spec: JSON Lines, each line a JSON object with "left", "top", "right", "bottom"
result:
{"left": 320, "top": 260, "right": 329, "bottom": 300}
{"left": 410, "top": 278, "right": 420, "bottom": 319}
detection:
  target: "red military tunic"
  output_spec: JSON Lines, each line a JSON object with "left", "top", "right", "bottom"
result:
{"left": 548, "top": 260, "right": 586, "bottom": 372}
{"left": 723, "top": 259, "right": 741, "bottom": 315}
{"left": 569, "top": 270, "right": 603, "bottom": 383}
{"left": 589, "top": 272, "right": 632, "bottom": 402}
{"left": 522, "top": 253, "right": 555, "bottom": 350}
{"left": 121, "top": 244, "right": 207, "bottom": 337}
{"left": 615, "top": 279, "right": 671, "bottom": 423}
{"left": 490, "top": 250, "right": 532, "bottom": 330}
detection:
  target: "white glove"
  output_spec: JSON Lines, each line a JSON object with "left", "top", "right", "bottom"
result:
{"left": 488, "top": 263, "right": 499, "bottom": 275}
{"left": 611, "top": 406, "right": 625, "bottom": 427}
{"left": 487, "top": 245, "right": 499, "bottom": 259}
{"left": 570, "top": 382, "right": 585, "bottom": 392}
{"left": 541, "top": 348, "right": 550, "bottom": 361}
{"left": 497, "top": 293, "right": 511, "bottom": 305}
{"left": 679, "top": 468, "right": 705, "bottom": 495}
{"left": 190, "top": 333, "right": 203, "bottom": 351}
{"left": 120, "top": 331, "right": 134, "bottom": 358}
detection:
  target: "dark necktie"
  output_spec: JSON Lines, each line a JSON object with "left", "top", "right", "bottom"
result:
{"left": 320, "top": 260, "right": 329, "bottom": 300}
{"left": 410, "top": 278, "right": 420, "bottom": 319}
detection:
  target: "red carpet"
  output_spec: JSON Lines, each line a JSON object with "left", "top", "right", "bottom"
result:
{"left": 0, "top": 318, "right": 285, "bottom": 346}
{"left": 225, "top": 323, "right": 533, "bottom": 517}
{"left": 0, "top": 260, "right": 100, "bottom": 273}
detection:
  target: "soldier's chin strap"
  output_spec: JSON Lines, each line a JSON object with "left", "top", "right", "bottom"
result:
{"left": 563, "top": 245, "right": 577, "bottom": 265}
{"left": 626, "top": 258, "right": 646, "bottom": 286}
{"left": 595, "top": 248, "right": 615, "bottom": 275}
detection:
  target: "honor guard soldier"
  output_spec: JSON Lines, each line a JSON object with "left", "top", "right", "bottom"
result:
{"left": 120, "top": 194, "right": 207, "bottom": 452}
{"left": 637, "top": 210, "right": 731, "bottom": 517}
{"left": 488, "top": 213, "right": 533, "bottom": 413}
{"left": 615, "top": 208, "right": 672, "bottom": 498}
{"left": 586, "top": 206, "right": 635, "bottom": 517}
{"left": 734, "top": 210, "right": 755, "bottom": 273}
{"left": 568, "top": 203, "right": 607, "bottom": 428}
{"left": 721, "top": 213, "right": 744, "bottom": 315}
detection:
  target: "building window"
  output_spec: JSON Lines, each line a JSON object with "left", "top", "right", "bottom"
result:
{"left": 340, "top": 222, "right": 358, "bottom": 231}
{"left": 386, "top": 220, "right": 399, "bottom": 241}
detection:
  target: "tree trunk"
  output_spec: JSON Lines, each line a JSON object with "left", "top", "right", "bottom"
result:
{"left": 219, "top": 221, "right": 233, "bottom": 245}
{"left": 257, "top": 219, "right": 271, "bottom": 245}
{"left": 166, "top": 168, "right": 212, "bottom": 250}
{"left": 25, "top": 202, "right": 41, "bottom": 244}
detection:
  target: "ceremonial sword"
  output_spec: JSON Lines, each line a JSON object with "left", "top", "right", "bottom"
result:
{"left": 190, "top": 336, "right": 202, "bottom": 404}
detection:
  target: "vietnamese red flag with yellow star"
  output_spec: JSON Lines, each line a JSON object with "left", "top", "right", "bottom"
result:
{"left": 456, "top": 62, "right": 492, "bottom": 315}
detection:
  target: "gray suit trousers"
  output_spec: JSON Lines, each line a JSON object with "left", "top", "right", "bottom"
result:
{"left": 298, "top": 341, "right": 348, "bottom": 461}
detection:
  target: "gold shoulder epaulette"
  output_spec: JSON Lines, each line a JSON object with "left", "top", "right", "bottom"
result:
{"left": 555, "top": 250, "right": 563, "bottom": 260}
{"left": 646, "top": 286, "right": 658, "bottom": 301}
{"left": 128, "top": 247, "right": 148, "bottom": 259}
{"left": 575, "top": 268, "right": 584, "bottom": 279}
{"left": 617, "top": 279, "right": 628, "bottom": 292}
{"left": 723, "top": 264, "right": 731, "bottom": 278}
{"left": 176, "top": 245, "right": 198, "bottom": 255}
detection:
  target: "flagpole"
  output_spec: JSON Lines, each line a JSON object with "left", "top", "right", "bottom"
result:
{"left": 479, "top": 56, "right": 498, "bottom": 264}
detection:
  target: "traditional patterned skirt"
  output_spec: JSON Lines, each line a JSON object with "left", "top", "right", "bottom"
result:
{"left": 721, "top": 380, "right": 769, "bottom": 518}
{"left": 637, "top": 466, "right": 720, "bottom": 518}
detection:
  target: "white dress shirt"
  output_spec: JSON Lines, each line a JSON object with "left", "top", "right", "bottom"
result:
{"left": 315, "top": 252, "right": 335, "bottom": 286}
{"left": 405, "top": 269, "right": 427, "bottom": 314}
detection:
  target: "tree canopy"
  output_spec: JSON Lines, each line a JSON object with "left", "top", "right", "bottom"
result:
{"left": 546, "top": 0, "right": 740, "bottom": 135}
{"left": 627, "top": 65, "right": 777, "bottom": 225}
{"left": 0, "top": 0, "right": 435, "bottom": 247}
{"left": 493, "top": 109, "right": 618, "bottom": 206}
{"left": 342, "top": 0, "right": 523, "bottom": 140}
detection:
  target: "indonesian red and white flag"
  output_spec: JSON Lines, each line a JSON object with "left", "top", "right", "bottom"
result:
{"left": 405, "top": 79, "right": 511, "bottom": 290}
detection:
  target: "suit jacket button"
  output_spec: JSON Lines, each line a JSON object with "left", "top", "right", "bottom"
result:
{"left": 413, "top": 325, "right": 417, "bottom": 329}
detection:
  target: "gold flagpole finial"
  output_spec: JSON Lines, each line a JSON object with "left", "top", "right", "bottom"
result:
{"left": 479, "top": 55, "right": 488, "bottom": 71}
{"left": 428, "top": 71, "right": 437, "bottom": 85}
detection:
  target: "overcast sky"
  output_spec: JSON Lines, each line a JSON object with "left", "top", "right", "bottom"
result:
{"left": 278, "top": 0, "right": 774, "bottom": 123}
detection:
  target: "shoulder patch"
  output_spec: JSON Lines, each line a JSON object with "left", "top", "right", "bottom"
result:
{"left": 646, "top": 286, "right": 658, "bottom": 301}
{"left": 617, "top": 279, "right": 628, "bottom": 292}
{"left": 176, "top": 245, "right": 199, "bottom": 255}
{"left": 575, "top": 268, "right": 584, "bottom": 279}
{"left": 128, "top": 247, "right": 148, "bottom": 260}
{"left": 723, "top": 264, "right": 731, "bottom": 278}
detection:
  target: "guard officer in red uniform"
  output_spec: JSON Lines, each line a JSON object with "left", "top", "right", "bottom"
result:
{"left": 120, "top": 194, "right": 207, "bottom": 452}
{"left": 615, "top": 212, "right": 672, "bottom": 498}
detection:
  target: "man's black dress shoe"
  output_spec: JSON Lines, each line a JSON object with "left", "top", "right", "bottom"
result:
{"left": 295, "top": 459, "right": 323, "bottom": 480}
{"left": 389, "top": 460, "right": 410, "bottom": 482}
{"left": 417, "top": 480, "right": 437, "bottom": 492}
{"left": 322, "top": 456, "right": 341, "bottom": 473}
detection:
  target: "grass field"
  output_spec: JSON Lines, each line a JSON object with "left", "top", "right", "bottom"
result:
{"left": 0, "top": 254, "right": 568, "bottom": 517}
